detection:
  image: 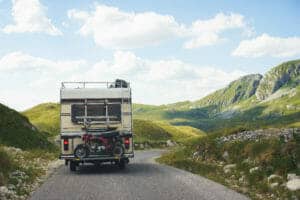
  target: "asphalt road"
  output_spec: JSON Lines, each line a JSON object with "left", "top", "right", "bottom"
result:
{"left": 29, "top": 150, "right": 249, "bottom": 200}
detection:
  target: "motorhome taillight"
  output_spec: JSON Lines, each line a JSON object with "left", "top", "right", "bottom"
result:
{"left": 124, "top": 138, "right": 130, "bottom": 149}
{"left": 63, "top": 139, "right": 69, "bottom": 151}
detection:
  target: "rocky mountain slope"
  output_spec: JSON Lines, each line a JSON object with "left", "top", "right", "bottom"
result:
{"left": 192, "top": 74, "right": 262, "bottom": 109}
{"left": 256, "top": 59, "right": 300, "bottom": 100}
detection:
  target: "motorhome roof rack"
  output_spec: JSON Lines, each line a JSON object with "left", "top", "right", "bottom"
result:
{"left": 61, "top": 80, "right": 130, "bottom": 89}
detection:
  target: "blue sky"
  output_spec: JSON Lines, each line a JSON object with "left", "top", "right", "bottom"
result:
{"left": 0, "top": 0, "right": 300, "bottom": 110}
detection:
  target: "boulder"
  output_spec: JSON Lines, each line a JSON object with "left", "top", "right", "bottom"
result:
{"left": 249, "top": 167, "right": 260, "bottom": 174}
{"left": 239, "top": 176, "right": 245, "bottom": 183}
{"left": 287, "top": 173, "right": 300, "bottom": 181}
{"left": 268, "top": 174, "right": 282, "bottom": 183}
{"left": 286, "top": 179, "right": 300, "bottom": 191}
{"left": 222, "top": 151, "right": 229, "bottom": 160}
{"left": 270, "top": 182, "right": 279, "bottom": 189}
{"left": 192, "top": 151, "right": 200, "bottom": 159}
{"left": 166, "top": 140, "right": 175, "bottom": 147}
{"left": 223, "top": 164, "right": 236, "bottom": 174}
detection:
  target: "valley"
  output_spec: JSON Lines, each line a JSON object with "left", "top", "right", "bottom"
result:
{"left": 0, "top": 59, "right": 300, "bottom": 199}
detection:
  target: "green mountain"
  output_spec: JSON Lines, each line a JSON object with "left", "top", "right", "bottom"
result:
{"left": 133, "top": 59, "right": 300, "bottom": 131}
{"left": 0, "top": 103, "right": 53, "bottom": 150}
{"left": 192, "top": 74, "right": 262, "bottom": 109}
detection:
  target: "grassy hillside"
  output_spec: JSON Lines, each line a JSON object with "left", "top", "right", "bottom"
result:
{"left": 0, "top": 103, "right": 54, "bottom": 150}
{"left": 133, "top": 119, "right": 172, "bottom": 143}
{"left": 133, "top": 103, "right": 166, "bottom": 120}
{"left": 133, "top": 119, "right": 205, "bottom": 145}
{"left": 23, "top": 103, "right": 60, "bottom": 137}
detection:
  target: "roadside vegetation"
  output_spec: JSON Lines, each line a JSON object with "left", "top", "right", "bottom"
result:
{"left": 157, "top": 127, "right": 300, "bottom": 199}
{"left": 0, "top": 146, "right": 58, "bottom": 199}
{"left": 0, "top": 103, "right": 59, "bottom": 200}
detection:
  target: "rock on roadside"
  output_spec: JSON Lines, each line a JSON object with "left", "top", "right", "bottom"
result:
{"left": 223, "top": 164, "right": 236, "bottom": 174}
{"left": 286, "top": 179, "right": 300, "bottom": 191}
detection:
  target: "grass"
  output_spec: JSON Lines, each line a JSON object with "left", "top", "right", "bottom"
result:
{"left": 154, "top": 121, "right": 206, "bottom": 143}
{"left": 0, "top": 146, "right": 16, "bottom": 186}
{"left": 133, "top": 119, "right": 206, "bottom": 147}
{"left": 133, "top": 119, "right": 172, "bottom": 144}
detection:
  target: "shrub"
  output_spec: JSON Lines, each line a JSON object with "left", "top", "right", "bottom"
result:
{"left": 0, "top": 146, "right": 16, "bottom": 186}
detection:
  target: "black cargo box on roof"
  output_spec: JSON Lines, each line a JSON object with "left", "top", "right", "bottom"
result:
{"left": 115, "top": 79, "right": 128, "bottom": 88}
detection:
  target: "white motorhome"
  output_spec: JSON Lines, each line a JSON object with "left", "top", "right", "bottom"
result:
{"left": 59, "top": 80, "right": 134, "bottom": 171}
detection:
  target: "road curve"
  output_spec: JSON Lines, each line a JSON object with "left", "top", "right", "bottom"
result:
{"left": 29, "top": 150, "right": 249, "bottom": 200}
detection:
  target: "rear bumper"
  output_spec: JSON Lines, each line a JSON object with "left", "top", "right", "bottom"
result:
{"left": 59, "top": 153, "right": 134, "bottom": 161}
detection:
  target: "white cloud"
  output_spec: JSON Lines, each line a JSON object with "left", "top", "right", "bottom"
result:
{"left": 184, "top": 13, "right": 253, "bottom": 49}
{"left": 68, "top": 4, "right": 251, "bottom": 49}
{"left": 68, "top": 5, "right": 182, "bottom": 49}
{"left": 3, "top": 0, "right": 62, "bottom": 35}
{"left": 0, "top": 51, "right": 86, "bottom": 72}
{"left": 232, "top": 34, "right": 300, "bottom": 58}
{"left": 0, "top": 52, "right": 86, "bottom": 110}
{"left": 0, "top": 51, "right": 245, "bottom": 110}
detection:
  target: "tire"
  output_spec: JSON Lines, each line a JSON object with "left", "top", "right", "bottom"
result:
{"left": 112, "top": 142, "right": 124, "bottom": 157}
{"left": 117, "top": 159, "right": 126, "bottom": 170}
{"left": 74, "top": 144, "right": 89, "bottom": 159}
{"left": 124, "top": 158, "right": 129, "bottom": 164}
{"left": 70, "top": 161, "right": 77, "bottom": 172}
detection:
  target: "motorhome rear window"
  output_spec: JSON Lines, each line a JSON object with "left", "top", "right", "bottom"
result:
{"left": 87, "top": 105, "right": 105, "bottom": 116}
{"left": 71, "top": 104, "right": 121, "bottom": 123}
